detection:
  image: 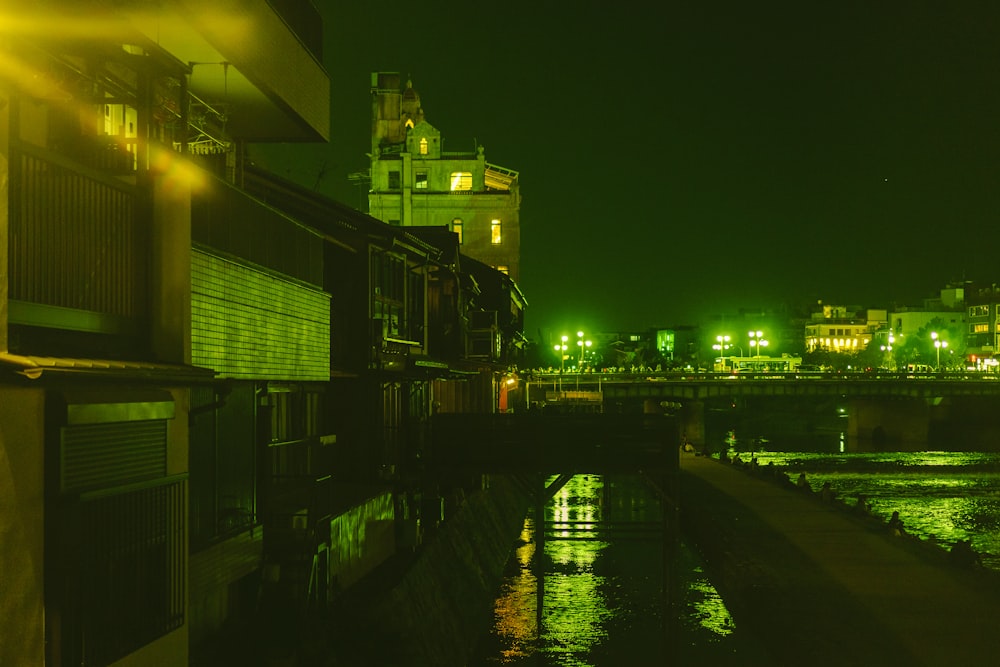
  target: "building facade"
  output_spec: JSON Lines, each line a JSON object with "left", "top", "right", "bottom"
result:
{"left": 804, "top": 306, "right": 888, "bottom": 353}
{"left": 367, "top": 72, "right": 522, "bottom": 283}
{"left": 1, "top": 6, "right": 526, "bottom": 667}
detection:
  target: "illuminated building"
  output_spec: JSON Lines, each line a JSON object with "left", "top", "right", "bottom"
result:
{"left": 966, "top": 286, "right": 1000, "bottom": 367}
{"left": 367, "top": 73, "right": 522, "bottom": 283}
{"left": 804, "top": 305, "right": 886, "bottom": 352}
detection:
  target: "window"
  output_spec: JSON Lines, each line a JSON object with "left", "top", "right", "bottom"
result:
{"left": 452, "top": 218, "right": 463, "bottom": 244}
{"left": 419, "top": 137, "right": 428, "bottom": 155}
{"left": 415, "top": 171, "right": 428, "bottom": 189}
{"left": 450, "top": 172, "right": 472, "bottom": 191}
{"left": 496, "top": 265, "right": 509, "bottom": 274}
{"left": 971, "top": 305, "right": 990, "bottom": 317}
{"left": 372, "top": 251, "right": 405, "bottom": 337}
{"left": 973, "top": 323, "right": 990, "bottom": 333}
{"left": 388, "top": 170, "right": 400, "bottom": 189}
{"left": 491, "top": 219, "right": 502, "bottom": 244}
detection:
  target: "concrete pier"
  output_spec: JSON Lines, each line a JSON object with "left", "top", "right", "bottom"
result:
{"left": 679, "top": 452, "right": 1000, "bottom": 665}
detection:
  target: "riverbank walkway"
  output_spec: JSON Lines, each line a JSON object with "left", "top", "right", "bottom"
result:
{"left": 679, "top": 451, "right": 1000, "bottom": 666}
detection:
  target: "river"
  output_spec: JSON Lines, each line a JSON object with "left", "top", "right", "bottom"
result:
{"left": 470, "top": 429, "right": 1000, "bottom": 665}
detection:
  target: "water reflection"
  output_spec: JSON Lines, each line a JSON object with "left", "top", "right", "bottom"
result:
{"left": 727, "top": 431, "right": 1000, "bottom": 569}
{"left": 473, "top": 474, "right": 764, "bottom": 666}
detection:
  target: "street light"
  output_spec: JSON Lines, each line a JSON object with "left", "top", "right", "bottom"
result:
{"left": 880, "top": 332, "right": 895, "bottom": 370}
{"left": 713, "top": 335, "right": 731, "bottom": 356}
{"left": 713, "top": 335, "right": 732, "bottom": 370}
{"left": 576, "top": 331, "right": 592, "bottom": 368}
{"left": 553, "top": 335, "right": 569, "bottom": 373}
{"left": 749, "top": 330, "right": 769, "bottom": 358}
{"left": 932, "top": 331, "right": 948, "bottom": 370}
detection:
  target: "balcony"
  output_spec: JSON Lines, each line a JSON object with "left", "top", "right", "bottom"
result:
{"left": 125, "top": 0, "right": 330, "bottom": 141}
{"left": 8, "top": 141, "right": 144, "bottom": 354}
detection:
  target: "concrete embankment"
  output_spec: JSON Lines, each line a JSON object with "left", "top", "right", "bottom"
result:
{"left": 679, "top": 452, "right": 1000, "bottom": 666}
{"left": 326, "top": 474, "right": 532, "bottom": 666}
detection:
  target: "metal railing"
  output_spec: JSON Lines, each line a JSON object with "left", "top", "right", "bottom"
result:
{"left": 68, "top": 476, "right": 186, "bottom": 666}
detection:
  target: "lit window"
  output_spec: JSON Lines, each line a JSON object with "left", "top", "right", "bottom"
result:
{"left": 415, "top": 172, "right": 428, "bottom": 189}
{"left": 419, "top": 138, "right": 428, "bottom": 155}
{"left": 496, "top": 265, "right": 509, "bottom": 274}
{"left": 452, "top": 218, "right": 463, "bottom": 244}
{"left": 388, "top": 171, "right": 400, "bottom": 189}
{"left": 450, "top": 172, "right": 472, "bottom": 191}
{"left": 491, "top": 219, "right": 502, "bottom": 244}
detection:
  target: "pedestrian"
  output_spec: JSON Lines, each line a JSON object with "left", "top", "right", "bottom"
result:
{"left": 854, "top": 494, "right": 871, "bottom": 515}
{"left": 949, "top": 539, "right": 982, "bottom": 568}
{"left": 796, "top": 472, "right": 809, "bottom": 491}
{"left": 888, "top": 511, "right": 905, "bottom": 537}
{"left": 820, "top": 481, "right": 835, "bottom": 503}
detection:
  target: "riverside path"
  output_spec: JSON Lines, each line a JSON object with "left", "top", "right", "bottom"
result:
{"left": 679, "top": 451, "right": 1000, "bottom": 666}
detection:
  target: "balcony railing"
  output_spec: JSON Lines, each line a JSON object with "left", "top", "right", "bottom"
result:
{"left": 9, "top": 141, "right": 143, "bottom": 332}
{"left": 65, "top": 476, "right": 186, "bottom": 666}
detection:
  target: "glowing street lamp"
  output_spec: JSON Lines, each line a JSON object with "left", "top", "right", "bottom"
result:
{"left": 880, "top": 332, "right": 895, "bottom": 370}
{"left": 932, "top": 331, "right": 948, "bottom": 370}
{"left": 576, "top": 330, "right": 592, "bottom": 367}
{"left": 554, "top": 334, "right": 569, "bottom": 373}
{"left": 713, "top": 334, "right": 732, "bottom": 357}
{"left": 749, "top": 330, "right": 769, "bottom": 358}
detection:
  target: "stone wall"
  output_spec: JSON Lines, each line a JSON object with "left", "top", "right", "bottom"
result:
{"left": 331, "top": 474, "right": 532, "bottom": 665}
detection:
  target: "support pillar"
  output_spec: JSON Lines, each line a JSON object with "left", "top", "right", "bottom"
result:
{"left": 848, "top": 397, "right": 930, "bottom": 447}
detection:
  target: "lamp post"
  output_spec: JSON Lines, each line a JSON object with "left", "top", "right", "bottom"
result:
{"left": 554, "top": 335, "right": 569, "bottom": 373}
{"left": 554, "top": 335, "right": 569, "bottom": 391}
{"left": 932, "top": 331, "right": 948, "bottom": 370}
{"left": 576, "top": 330, "right": 592, "bottom": 368}
{"left": 749, "top": 330, "right": 769, "bottom": 358}
{"left": 713, "top": 335, "right": 731, "bottom": 370}
{"left": 880, "top": 332, "right": 895, "bottom": 371}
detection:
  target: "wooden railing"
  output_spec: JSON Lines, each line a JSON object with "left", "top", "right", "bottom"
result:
{"left": 9, "top": 142, "right": 143, "bottom": 326}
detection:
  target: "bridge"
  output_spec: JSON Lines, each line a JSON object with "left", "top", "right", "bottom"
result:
{"left": 523, "top": 371, "right": 1000, "bottom": 448}
{"left": 527, "top": 370, "right": 1000, "bottom": 401}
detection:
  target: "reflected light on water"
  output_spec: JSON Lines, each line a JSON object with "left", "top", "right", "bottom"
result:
{"left": 740, "top": 432, "right": 1000, "bottom": 569}
{"left": 686, "top": 566, "right": 735, "bottom": 637}
{"left": 481, "top": 474, "right": 746, "bottom": 665}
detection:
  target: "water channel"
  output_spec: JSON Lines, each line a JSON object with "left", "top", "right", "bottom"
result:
{"left": 470, "top": 429, "right": 1000, "bottom": 665}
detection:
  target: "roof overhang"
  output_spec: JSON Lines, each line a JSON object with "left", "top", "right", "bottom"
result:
{"left": 0, "top": 353, "right": 217, "bottom": 384}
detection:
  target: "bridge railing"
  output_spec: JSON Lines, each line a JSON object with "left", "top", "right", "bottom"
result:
{"left": 527, "top": 370, "right": 1000, "bottom": 383}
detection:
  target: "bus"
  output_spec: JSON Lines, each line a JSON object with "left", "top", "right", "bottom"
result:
{"left": 714, "top": 355, "right": 803, "bottom": 374}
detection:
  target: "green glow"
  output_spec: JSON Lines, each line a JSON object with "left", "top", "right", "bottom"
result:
{"left": 687, "top": 566, "right": 735, "bottom": 637}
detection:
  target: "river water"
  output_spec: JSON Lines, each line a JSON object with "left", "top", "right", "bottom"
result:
{"left": 469, "top": 473, "right": 771, "bottom": 666}
{"left": 471, "top": 430, "right": 1000, "bottom": 665}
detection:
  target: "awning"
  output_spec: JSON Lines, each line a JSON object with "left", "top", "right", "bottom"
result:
{"left": 0, "top": 353, "right": 217, "bottom": 383}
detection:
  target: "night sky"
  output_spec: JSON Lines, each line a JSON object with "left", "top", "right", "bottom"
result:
{"left": 251, "top": 3, "right": 1000, "bottom": 339}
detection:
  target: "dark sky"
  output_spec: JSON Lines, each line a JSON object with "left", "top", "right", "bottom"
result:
{"left": 251, "top": 3, "right": 1000, "bottom": 339}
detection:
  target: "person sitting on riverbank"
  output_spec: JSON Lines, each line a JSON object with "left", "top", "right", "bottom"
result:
{"left": 888, "top": 511, "right": 906, "bottom": 537}
{"left": 949, "top": 539, "right": 982, "bottom": 569}
{"left": 820, "top": 481, "right": 835, "bottom": 503}
{"left": 796, "top": 472, "right": 809, "bottom": 491}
